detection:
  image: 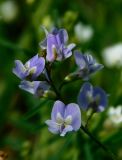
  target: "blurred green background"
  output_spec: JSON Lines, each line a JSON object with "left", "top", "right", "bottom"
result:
{"left": 0, "top": 0, "right": 122, "bottom": 159}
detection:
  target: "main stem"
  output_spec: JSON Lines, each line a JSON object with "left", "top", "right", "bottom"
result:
{"left": 85, "top": 110, "right": 95, "bottom": 128}
{"left": 81, "top": 124, "right": 117, "bottom": 160}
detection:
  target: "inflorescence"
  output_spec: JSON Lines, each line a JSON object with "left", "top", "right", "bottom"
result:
{"left": 13, "top": 26, "right": 108, "bottom": 137}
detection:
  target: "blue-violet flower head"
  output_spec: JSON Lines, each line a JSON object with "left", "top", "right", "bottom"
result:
{"left": 77, "top": 82, "right": 108, "bottom": 112}
{"left": 40, "top": 27, "right": 76, "bottom": 62}
{"left": 13, "top": 54, "right": 45, "bottom": 80}
{"left": 45, "top": 100, "right": 81, "bottom": 136}
{"left": 19, "top": 80, "right": 50, "bottom": 97}
{"left": 74, "top": 51, "right": 103, "bottom": 80}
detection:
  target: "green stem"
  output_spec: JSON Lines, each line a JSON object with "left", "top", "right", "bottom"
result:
{"left": 85, "top": 110, "right": 95, "bottom": 128}
{"left": 81, "top": 124, "right": 118, "bottom": 160}
{"left": 45, "top": 65, "right": 61, "bottom": 100}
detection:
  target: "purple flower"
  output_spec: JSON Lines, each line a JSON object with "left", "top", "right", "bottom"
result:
{"left": 40, "top": 27, "right": 76, "bottom": 62}
{"left": 13, "top": 54, "right": 45, "bottom": 80}
{"left": 45, "top": 100, "right": 81, "bottom": 136}
{"left": 19, "top": 80, "right": 50, "bottom": 97}
{"left": 74, "top": 51, "right": 103, "bottom": 80}
{"left": 78, "top": 82, "right": 108, "bottom": 112}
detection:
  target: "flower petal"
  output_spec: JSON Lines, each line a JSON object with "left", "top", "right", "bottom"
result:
{"left": 45, "top": 120, "right": 60, "bottom": 134}
{"left": 19, "top": 81, "right": 40, "bottom": 94}
{"left": 63, "top": 43, "right": 76, "bottom": 58}
{"left": 60, "top": 125, "right": 73, "bottom": 136}
{"left": 85, "top": 54, "right": 95, "bottom": 65}
{"left": 32, "top": 57, "right": 45, "bottom": 79}
{"left": 89, "top": 64, "right": 104, "bottom": 74}
{"left": 56, "top": 29, "right": 68, "bottom": 45}
{"left": 74, "top": 51, "right": 86, "bottom": 69}
{"left": 13, "top": 60, "right": 27, "bottom": 79}
{"left": 93, "top": 87, "right": 108, "bottom": 112}
{"left": 46, "top": 34, "right": 58, "bottom": 61}
{"left": 77, "top": 82, "right": 93, "bottom": 110}
{"left": 25, "top": 54, "right": 38, "bottom": 68}
{"left": 64, "top": 103, "right": 81, "bottom": 131}
{"left": 51, "top": 100, "right": 65, "bottom": 121}
{"left": 41, "top": 27, "right": 75, "bottom": 61}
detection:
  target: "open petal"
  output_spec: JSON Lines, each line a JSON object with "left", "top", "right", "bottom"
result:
{"left": 25, "top": 54, "right": 39, "bottom": 68}
{"left": 63, "top": 43, "right": 76, "bottom": 58}
{"left": 85, "top": 54, "right": 95, "bottom": 65}
{"left": 13, "top": 60, "right": 27, "bottom": 79}
{"left": 74, "top": 51, "right": 86, "bottom": 69}
{"left": 64, "top": 103, "right": 81, "bottom": 131}
{"left": 78, "top": 82, "right": 93, "bottom": 110}
{"left": 46, "top": 34, "right": 58, "bottom": 61}
{"left": 45, "top": 120, "right": 59, "bottom": 134}
{"left": 31, "top": 55, "right": 44, "bottom": 67}
{"left": 89, "top": 64, "right": 104, "bottom": 74}
{"left": 93, "top": 87, "right": 108, "bottom": 111}
{"left": 60, "top": 125, "right": 73, "bottom": 136}
{"left": 51, "top": 100, "right": 65, "bottom": 121}
{"left": 56, "top": 29, "right": 68, "bottom": 45}
{"left": 32, "top": 57, "right": 45, "bottom": 79}
{"left": 67, "top": 43, "right": 76, "bottom": 51}
{"left": 19, "top": 81, "right": 40, "bottom": 94}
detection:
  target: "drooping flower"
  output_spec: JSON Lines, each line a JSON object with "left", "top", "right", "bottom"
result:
{"left": 40, "top": 27, "right": 76, "bottom": 62}
{"left": 78, "top": 82, "right": 107, "bottom": 112}
{"left": 19, "top": 80, "right": 50, "bottom": 97}
{"left": 13, "top": 54, "right": 45, "bottom": 80}
{"left": 74, "top": 51, "right": 103, "bottom": 80}
{"left": 45, "top": 100, "right": 81, "bottom": 136}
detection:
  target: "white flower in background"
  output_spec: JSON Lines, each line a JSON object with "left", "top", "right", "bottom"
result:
{"left": 0, "top": 1, "right": 18, "bottom": 22}
{"left": 102, "top": 43, "right": 122, "bottom": 67}
{"left": 74, "top": 22, "right": 93, "bottom": 43}
{"left": 107, "top": 106, "right": 122, "bottom": 125}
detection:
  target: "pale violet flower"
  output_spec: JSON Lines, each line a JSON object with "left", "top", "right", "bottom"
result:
{"left": 19, "top": 81, "right": 50, "bottom": 97}
{"left": 40, "top": 27, "right": 76, "bottom": 62}
{"left": 102, "top": 43, "right": 122, "bottom": 67}
{"left": 74, "top": 51, "right": 103, "bottom": 80}
{"left": 78, "top": 82, "right": 108, "bottom": 112}
{"left": 45, "top": 100, "right": 81, "bottom": 136}
{"left": 13, "top": 54, "right": 45, "bottom": 80}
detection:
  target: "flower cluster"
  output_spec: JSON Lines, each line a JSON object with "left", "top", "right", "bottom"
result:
{"left": 13, "top": 27, "right": 108, "bottom": 136}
